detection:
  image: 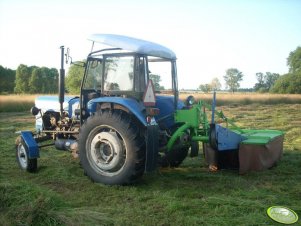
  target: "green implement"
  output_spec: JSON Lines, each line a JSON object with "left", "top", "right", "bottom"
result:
{"left": 168, "top": 93, "right": 284, "bottom": 174}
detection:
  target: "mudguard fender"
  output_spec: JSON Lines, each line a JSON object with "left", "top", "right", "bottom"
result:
{"left": 21, "top": 131, "right": 39, "bottom": 158}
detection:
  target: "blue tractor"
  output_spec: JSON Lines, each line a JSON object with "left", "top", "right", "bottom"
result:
{"left": 15, "top": 34, "right": 284, "bottom": 185}
{"left": 15, "top": 34, "right": 196, "bottom": 185}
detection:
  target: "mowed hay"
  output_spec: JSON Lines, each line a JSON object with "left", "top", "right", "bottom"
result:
{"left": 179, "top": 92, "right": 301, "bottom": 106}
{"left": 0, "top": 95, "right": 36, "bottom": 112}
{"left": 0, "top": 93, "right": 301, "bottom": 112}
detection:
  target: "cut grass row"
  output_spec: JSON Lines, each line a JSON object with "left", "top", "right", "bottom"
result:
{"left": 179, "top": 92, "right": 301, "bottom": 106}
{"left": 1, "top": 93, "right": 301, "bottom": 112}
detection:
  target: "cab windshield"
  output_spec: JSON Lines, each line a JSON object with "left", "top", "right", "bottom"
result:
{"left": 104, "top": 56, "right": 134, "bottom": 91}
{"left": 148, "top": 58, "right": 173, "bottom": 94}
{"left": 82, "top": 53, "right": 177, "bottom": 98}
{"left": 83, "top": 59, "right": 102, "bottom": 90}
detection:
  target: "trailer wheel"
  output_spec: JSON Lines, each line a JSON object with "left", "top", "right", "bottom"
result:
{"left": 79, "top": 111, "right": 145, "bottom": 185}
{"left": 160, "top": 147, "right": 189, "bottom": 168}
{"left": 15, "top": 136, "right": 37, "bottom": 172}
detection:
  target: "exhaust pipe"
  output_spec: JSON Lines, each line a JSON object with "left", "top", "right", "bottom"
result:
{"left": 59, "top": 46, "right": 65, "bottom": 116}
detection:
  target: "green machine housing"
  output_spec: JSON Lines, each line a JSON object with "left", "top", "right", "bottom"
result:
{"left": 168, "top": 95, "right": 284, "bottom": 173}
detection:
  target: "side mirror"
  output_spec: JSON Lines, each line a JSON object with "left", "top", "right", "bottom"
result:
{"left": 65, "top": 48, "right": 72, "bottom": 64}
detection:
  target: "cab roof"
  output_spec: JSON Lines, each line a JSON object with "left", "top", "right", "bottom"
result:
{"left": 88, "top": 34, "right": 176, "bottom": 60}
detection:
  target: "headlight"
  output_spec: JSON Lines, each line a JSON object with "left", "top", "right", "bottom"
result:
{"left": 185, "top": 95, "right": 195, "bottom": 106}
{"left": 30, "top": 106, "right": 40, "bottom": 116}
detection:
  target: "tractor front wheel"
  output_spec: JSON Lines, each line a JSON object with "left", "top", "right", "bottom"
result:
{"left": 15, "top": 136, "right": 37, "bottom": 172}
{"left": 79, "top": 111, "right": 145, "bottom": 185}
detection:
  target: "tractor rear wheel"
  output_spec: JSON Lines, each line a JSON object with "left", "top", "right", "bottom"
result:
{"left": 79, "top": 111, "right": 145, "bottom": 185}
{"left": 15, "top": 136, "right": 37, "bottom": 172}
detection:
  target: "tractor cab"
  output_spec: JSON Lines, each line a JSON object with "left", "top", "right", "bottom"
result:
{"left": 80, "top": 34, "right": 181, "bottom": 128}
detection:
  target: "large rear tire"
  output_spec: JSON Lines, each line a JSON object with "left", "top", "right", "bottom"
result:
{"left": 79, "top": 111, "right": 145, "bottom": 185}
{"left": 15, "top": 136, "right": 37, "bottom": 173}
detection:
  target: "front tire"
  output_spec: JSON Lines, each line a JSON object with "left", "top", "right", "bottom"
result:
{"left": 15, "top": 136, "right": 37, "bottom": 172}
{"left": 79, "top": 111, "right": 145, "bottom": 185}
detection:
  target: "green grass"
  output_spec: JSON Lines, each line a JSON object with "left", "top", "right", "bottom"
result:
{"left": 1, "top": 104, "right": 301, "bottom": 225}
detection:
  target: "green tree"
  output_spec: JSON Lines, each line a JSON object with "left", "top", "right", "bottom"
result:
{"left": 41, "top": 67, "right": 57, "bottom": 93}
{"left": 210, "top": 77, "right": 221, "bottom": 91}
{"left": 271, "top": 71, "right": 301, "bottom": 94}
{"left": 0, "top": 65, "right": 15, "bottom": 93}
{"left": 287, "top": 46, "right": 301, "bottom": 73}
{"left": 40, "top": 67, "right": 58, "bottom": 93}
{"left": 40, "top": 67, "right": 49, "bottom": 93}
{"left": 14, "top": 65, "right": 33, "bottom": 93}
{"left": 199, "top": 84, "right": 212, "bottom": 93}
{"left": 29, "top": 68, "right": 43, "bottom": 93}
{"left": 254, "top": 72, "right": 265, "bottom": 91}
{"left": 254, "top": 72, "right": 280, "bottom": 92}
{"left": 47, "top": 68, "right": 59, "bottom": 93}
{"left": 28, "top": 67, "right": 58, "bottom": 94}
{"left": 223, "top": 68, "right": 243, "bottom": 93}
{"left": 150, "top": 74, "right": 164, "bottom": 91}
{"left": 264, "top": 72, "right": 280, "bottom": 90}
{"left": 271, "top": 46, "right": 301, "bottom": 94}
{"left": 66, "top": 64, "right": 85, "bottom": 94}
{"left": 15, "top": 64, "right": 58, "bottom": 94}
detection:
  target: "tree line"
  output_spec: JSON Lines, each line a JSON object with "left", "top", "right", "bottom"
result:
{"left": 198, "top": 46, "right": 301, "bottom": 93}
{"left": 0, "top": 66, "right": 15, "bottom": 93}
{"left": 271, "top": 46, "right": 301, "bottom": 93}
{"left": 0, "top": 46, "right": 300, "bottom": 94}
{"left": 0, "top": 64, "right": 59, "bottom": 94}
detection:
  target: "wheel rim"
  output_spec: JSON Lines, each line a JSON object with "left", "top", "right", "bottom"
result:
{"left": 87, "top": 126, "right": 126, "bottom": 176}
{"left": 17, "top": 143, "right": 28, "bottom": 169}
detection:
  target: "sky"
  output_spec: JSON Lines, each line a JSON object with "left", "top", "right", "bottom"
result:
{"left": 0, "top": 0, "right": 300, "bottom": 89}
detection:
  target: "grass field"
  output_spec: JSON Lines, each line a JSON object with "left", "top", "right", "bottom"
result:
{"left": 0, "top": 95, "right": 37, "bottom": 112}
{"left": 0, "top": 96, "right": 301, "bottom": 225}
{"left": 179, "top": 92, "right": 301, "bottom": 106}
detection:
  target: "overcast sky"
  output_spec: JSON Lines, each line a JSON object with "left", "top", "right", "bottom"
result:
{"left": 0, "top": 0, "right": 300, "bottom": 89}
